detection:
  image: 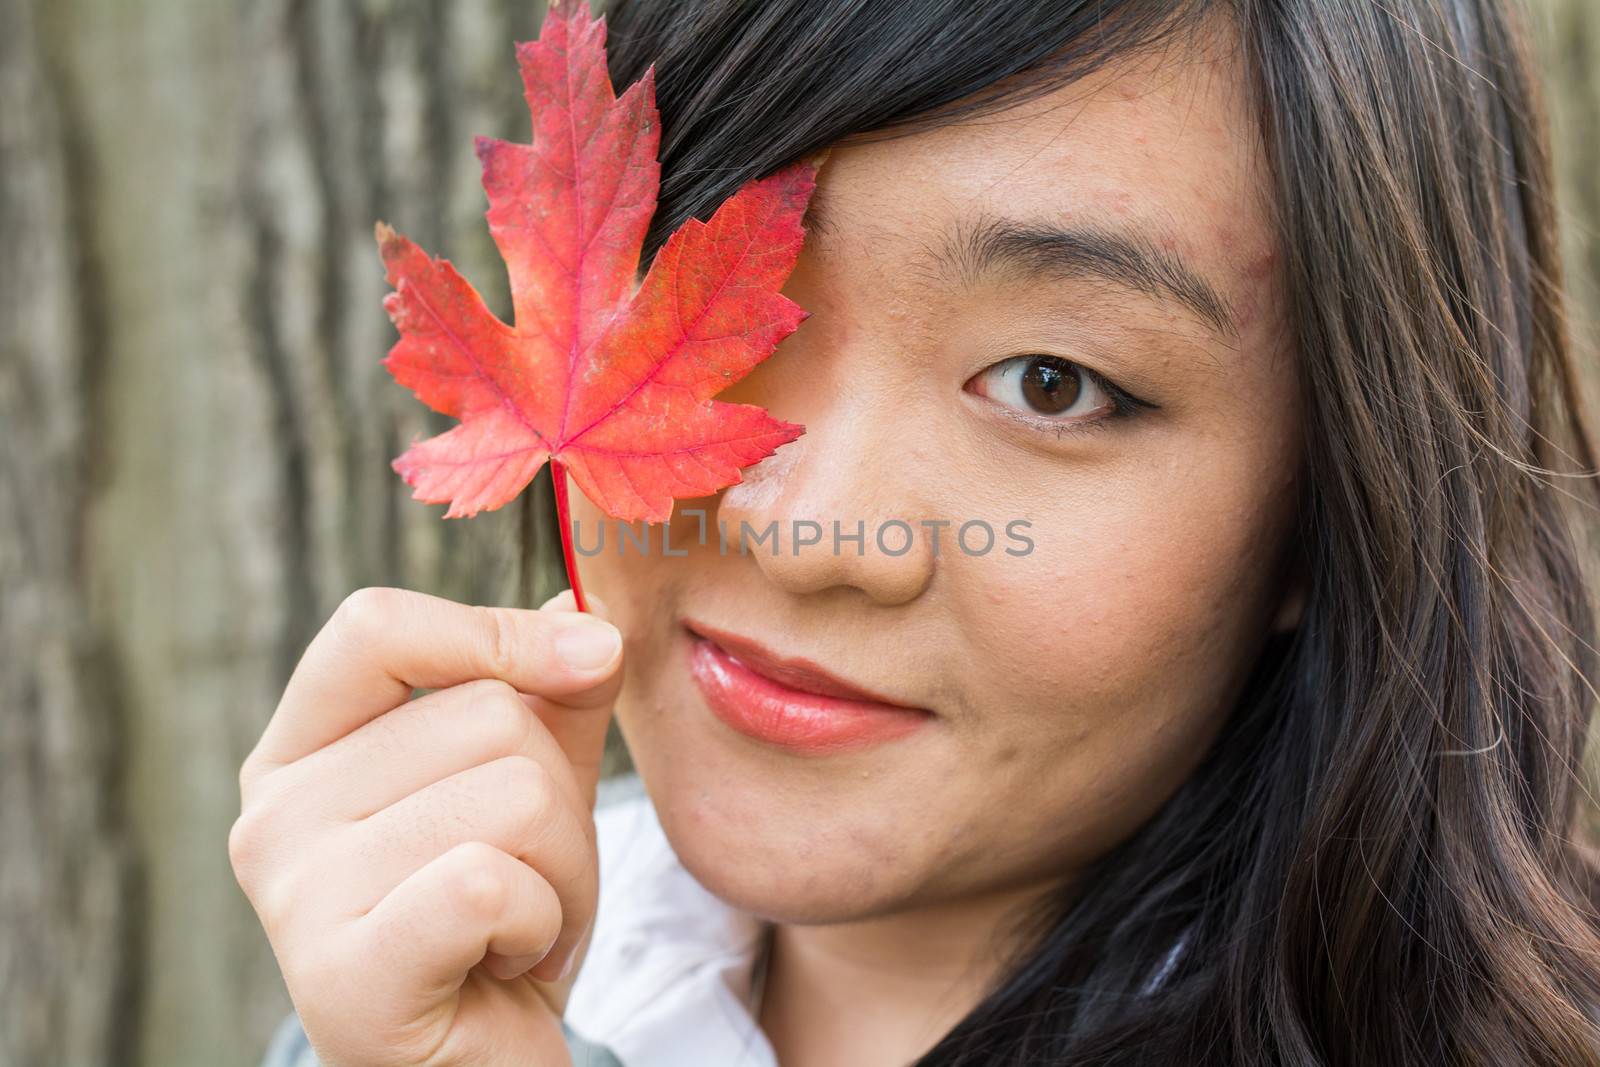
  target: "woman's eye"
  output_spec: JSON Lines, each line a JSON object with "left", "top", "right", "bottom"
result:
{"left": 965, "top": 355, "right": 1117, "bottom": 421}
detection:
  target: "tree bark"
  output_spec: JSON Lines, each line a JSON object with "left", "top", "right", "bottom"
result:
{"left": 0, "top": 2, "right": 137, "bottom": 1064}
{"left": 1537, "top": 0, "right": 1600, "bottom": 839}
{"left": 3, "top": 2, "right": 566, "bottom": 1065}
{"left": 1539, "top": 0, "right": 1600, "bottom": 329}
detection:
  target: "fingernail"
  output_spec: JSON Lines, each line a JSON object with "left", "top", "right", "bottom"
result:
{"left": 555, "top": 619, "right": 621, "bottom": 671}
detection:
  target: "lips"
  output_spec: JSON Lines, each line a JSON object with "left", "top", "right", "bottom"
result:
{"left": 683, "top": 619, "right": 932, "bottom": 754}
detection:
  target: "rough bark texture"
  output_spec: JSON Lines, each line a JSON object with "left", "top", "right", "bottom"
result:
{"left": 1538, "top": 0, "right": 1600, "bottom": 842}
{"left": 0, "top": 1, "right": 136, "bottom": 1063}
{"left": 0, "top": 1, "right": 1593, "bottom": 1066}
{"left": 2, "top": 2, "right": 572, "bottom": 1065}
{"left": 1541, "top": 0, "right": 1600, "bottom": 332}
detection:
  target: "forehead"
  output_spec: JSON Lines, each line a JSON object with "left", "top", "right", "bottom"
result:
{"left": 807, "top": 24, "right": 1280, "bottom": 337}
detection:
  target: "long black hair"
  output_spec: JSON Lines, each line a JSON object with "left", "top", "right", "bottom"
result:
{"left": 601, "top": 1, "right": 1600, "bottom": 1062}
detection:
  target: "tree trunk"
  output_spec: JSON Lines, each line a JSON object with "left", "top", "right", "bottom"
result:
{"left": 2, "top": 2, "right": 567, "bottom": 1065}
{"left": 1536, "top": 0, "right": 1600, "bottom": 834}
{"left": 0, "top": 2, "right": 137, "bottom": 1063}
{"left": 1539, "top": 0, "right": 1600, "bottom": 329}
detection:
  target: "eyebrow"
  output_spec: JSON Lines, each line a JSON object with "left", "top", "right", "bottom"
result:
{"left": 799, "top": 189, "right": 1241, "bottom": 339}
{"left": 935, "top": 210, "right": 1239, "bottom": 339}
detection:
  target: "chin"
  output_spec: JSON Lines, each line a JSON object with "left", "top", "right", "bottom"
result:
{"left": 620, "top": 706, "right": 937, "bottom": 924}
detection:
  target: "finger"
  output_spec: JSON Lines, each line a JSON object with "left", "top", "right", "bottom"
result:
{"left": 532, "top": 590, "right": 618, "bottom": 808}
{"left": 355, "top": 841, "right": 563, "bottom": 1007}
{"left": 251, "top": 587, "right": 623, "bottom": 773}
{"left": 343, "top": 755, "right": 597, "bottom": 980}
{"left": 260, "top": 596, "right": 619, "bottom": 817}
{"left": 270, "top": 678, "right": 587, "bottom": 823}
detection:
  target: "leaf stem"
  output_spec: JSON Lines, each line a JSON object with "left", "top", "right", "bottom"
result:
{"left": 550, "top": 458, "right": 589, "bottom": 613}
{"left": 518, "top": 483, "right": 536, "bottom": 609}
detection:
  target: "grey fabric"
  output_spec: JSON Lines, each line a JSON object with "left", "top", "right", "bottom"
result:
{"left": 257, "top": 1012, "right": 626, "bottom": 1067}
{"left": 258, "top": 1013, "right": 320, "bottom": 1067}
{"left": 563, "top": 1019, "right": 630, "bottom": 1067}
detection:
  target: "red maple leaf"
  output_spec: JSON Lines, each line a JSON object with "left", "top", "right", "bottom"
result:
{"left": 375, "top": 0, "right": 817, "bottom": 534}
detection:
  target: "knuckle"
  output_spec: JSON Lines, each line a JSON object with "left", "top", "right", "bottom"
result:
{"left": 332, "top": 586, "right": 407, "bottom": 640}
{"left": 229, "top": 807, "right": 303, "bottom": 929}
{"left": 446, "top": 842, "right": 509, "bottom": 919}
{"left": 474, "top": 604, "right": 524, "bottom": 680}
{"left": 465, "top": 679, "right": 530, "bottom": 753}
{"left": 255, "top": 869, "right": 302, "bottom": 931}
{"left": 499, "top": 754, "right": 557, "bottom": 812}
{"left": 499, "top": 757, "right": 578, "bottom": 871}
{"left": 227, "top": 805, "right": 269, "bottom": 880}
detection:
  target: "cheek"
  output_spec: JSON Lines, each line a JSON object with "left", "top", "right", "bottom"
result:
{"left": 566, "top": 421, "right": 1297, "bottom": 916}
{"left": 975, "top": 503, "right": 1260, "bottom": 710}
{"left": 567, "top": 497, "right": 677, "bottom": 630}
{"left": 945, "top": 457, "right": 1293, "bottom": 859}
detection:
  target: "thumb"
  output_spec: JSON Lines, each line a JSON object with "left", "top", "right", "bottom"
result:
{"left": 533, "top": 588, "right": 620, "bottom": 809}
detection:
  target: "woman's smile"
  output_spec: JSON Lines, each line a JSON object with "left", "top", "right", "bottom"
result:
{"left": 683, "top": 619, "right": 934, "bottom": 755}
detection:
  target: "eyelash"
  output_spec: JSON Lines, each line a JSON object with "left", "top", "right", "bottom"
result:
{"left": 966, "top": 355, "right": 1158, "bottom": 438}
{"left": 1081, "top": 367, "right": 1153, "bottom": 422}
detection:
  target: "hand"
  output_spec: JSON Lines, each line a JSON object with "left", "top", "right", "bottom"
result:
{"left": 229, "top": 586, "right": 623, "bottom": 1067}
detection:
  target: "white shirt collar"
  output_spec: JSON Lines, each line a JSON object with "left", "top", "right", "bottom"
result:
{"left": 564, "top": 778, "right": 779, "bottom": 1067}
{"left": 564, "top": 776, "right": 1190, "bottom": 1063}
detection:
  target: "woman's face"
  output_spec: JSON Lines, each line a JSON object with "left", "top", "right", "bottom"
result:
{"left": 572, "top": 27, "right": 1301, "bottom": 924}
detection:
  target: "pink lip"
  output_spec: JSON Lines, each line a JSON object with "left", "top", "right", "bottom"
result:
{"left": 683, "top": 620, "right": 932, "bottom": 754}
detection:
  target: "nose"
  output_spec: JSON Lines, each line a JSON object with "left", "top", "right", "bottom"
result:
{"left": 714, "top": 412, "right": 936, "bottom": 607}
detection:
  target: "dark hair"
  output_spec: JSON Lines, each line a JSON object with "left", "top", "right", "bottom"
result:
{"left": 601, "top": 0, "right": 1600, "bottom": 1062}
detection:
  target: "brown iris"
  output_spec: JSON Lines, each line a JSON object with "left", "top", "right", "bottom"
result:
{"left": 1020, "top": 356, "right": 1082, "bottom": 414}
